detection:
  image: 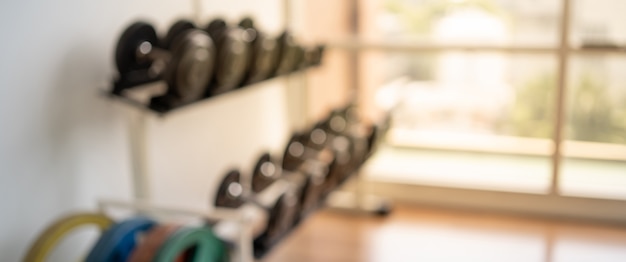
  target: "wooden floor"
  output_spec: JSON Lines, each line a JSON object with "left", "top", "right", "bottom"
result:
{"left": 262, "top": 203, "right": 626, "bottom": 262}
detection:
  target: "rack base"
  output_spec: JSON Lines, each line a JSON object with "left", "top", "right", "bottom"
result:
{"left": 325, "top": 190, "right": 393, "bottom": 216}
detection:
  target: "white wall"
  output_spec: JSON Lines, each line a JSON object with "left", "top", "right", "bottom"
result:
{"left": 0, "top": 0, "right": 292, "bottom": 260}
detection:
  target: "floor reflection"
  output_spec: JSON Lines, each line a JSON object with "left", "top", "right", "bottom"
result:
{"left": 263, "top": 204, "right": 626, "bottom": 262}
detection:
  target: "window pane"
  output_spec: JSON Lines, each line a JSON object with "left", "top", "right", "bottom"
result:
{"left": 360, "top": 0, "right": 561, "bottom": 46}
{"left": 361, "top": 51, "right": 556, "bottom": 193}
{"left": 571, "top": 0, "right": 626, "bottom": 48}
{"left": 560, "top": 55, "right": 626, "bottom": 200}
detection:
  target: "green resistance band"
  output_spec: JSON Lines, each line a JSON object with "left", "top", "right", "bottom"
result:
{"left": 155, "top": 227, "right": 228, "bottom": 262}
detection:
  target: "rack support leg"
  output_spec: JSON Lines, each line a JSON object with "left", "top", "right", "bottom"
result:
{"left": 128, "top": 111, "right": 151, "bottom": 201}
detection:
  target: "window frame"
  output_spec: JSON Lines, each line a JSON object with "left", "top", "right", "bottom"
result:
{"left": 327, "top": 0, "right": 626, "bottom": 222}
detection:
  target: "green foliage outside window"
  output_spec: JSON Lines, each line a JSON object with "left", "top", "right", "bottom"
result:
{"left": 502, "top": 73, "right": 626, "bottom": 144}
{"left": 568, "top": 74, "right": 626, "bottom": 144}
{"left": 500, "top": 74, "right": 555, "bottom": 139}
{"left": 383, "top": 0, "right": 509, "bottom": 35}
{"left": 382, "top": 0, "right": 626, "bottom": 145}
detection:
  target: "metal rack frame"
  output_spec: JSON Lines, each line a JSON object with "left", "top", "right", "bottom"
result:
{"left": 98, "top": 1, "right": 394, "bottom": 261}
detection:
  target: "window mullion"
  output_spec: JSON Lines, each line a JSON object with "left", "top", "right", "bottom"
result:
{"left": 550, "top": 0, "right": 573, "bottom": 196}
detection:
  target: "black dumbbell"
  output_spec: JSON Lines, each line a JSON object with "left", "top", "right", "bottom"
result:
{"left": 162, "top": 19, "right": 197, "bottom": 49}
{"left": 282, "top": 132, "right": 346, "bottom": 198}
{"left": 114, "top": 21, "right": 215, "bottom": 107}
{"left": 303, "top": 45, "right": 325, "bottom": 67}
{"left": 302, "top": 119, "right": 360, "bottom": 191}
{"left": 237, "top": 17, "right": 281, "bottom": 85}
{"left": 336, "top": 106, "right": 383, "bottom": 163}
{"left": 363, "top": 111, "right": 392, "bottom": 159}
{"left": 273, "top": 31, "right": 301, "bottom": 76}
{"left": 327, "top": 105, "right": 390, "bottom": 176}
{"left": 281, "top": 132, "right": 336, "bottom": 173}
{"left": 251, "top": 153, "right": 280, "bottom": 194}
{"left": 292, "top": 45, "right": 305, "bottom": 71}
{"left": 329, "top": 107, "right": 364, "bottom": 160}
{"left": 214, "top": 170, "right": 300, "bottom": 257}
{"left": 252, "top": 153, "right": 325, "bottom": 221}
{"left": 204, "top": 18, "right": 254, "bottom": 95}
{"left": 364, "top": 124, "right": 380, "bottom": 160}
{"left": 150, "top": 20, "right": 220, "bottom": 111}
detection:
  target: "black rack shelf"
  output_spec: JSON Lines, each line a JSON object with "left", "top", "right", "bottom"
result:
{"left": 106, "top": 64, "right": 321, "bottom": 116}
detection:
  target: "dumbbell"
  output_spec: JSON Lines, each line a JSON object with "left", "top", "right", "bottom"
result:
{"left": 273, "top": 31, "right": 303, "bottom": 76}
{"left": 251, "top": 152, "right": 326, "bottom": 221}
{"left": 162, "top": 19, "right": 197, "bottom": 49}
{"left": 363, "top": 111, "right": 392, "bottom": 159}
{"left": 311, "top": 123, "right": 358, "bottom": 194}
{"left": 251, "top": 153, "right": 280, "bottom": 194}
{"left": 302, "top": 45, "right": 325, "bottom": 67}
{"left": 282, "top": 132, "right": 346, "bottom": 198}
{"left": 214, "top": 170, "right": 300, "bottom": 258}
{"left": 204, "top": 18, "right": 254, "bottom": 95}
{"left": 336, "top": 105, "right": 386, "bottom": 164}
{"left": 114, "top": 21, "right": 215, "bottom": 107}
{"left": 364, "top": 124, "right": 380, "bottom": 160}
{"left": 299, "top": 118, "right": 360, "bottom": 192}
{"left": 327, "top": 107, "right": 367, "bottom": 167}
{"left": 237, "top": 17, "right": 281, "bottom": 85}
{"left": 329, "top": 105, "right": 390, "bottom": 174}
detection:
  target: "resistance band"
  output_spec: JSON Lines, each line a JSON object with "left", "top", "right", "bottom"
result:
{"left": 155, "top": 227, "right": 228, "bottom": 262}
{"left": 22, "top": 213, "right": 113, "bottom": 262}
{"left": 85, "top": 217, "right": 155, "bottom": 262}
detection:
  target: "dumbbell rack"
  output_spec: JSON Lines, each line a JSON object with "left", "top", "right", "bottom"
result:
{"left": 99, "top": 4, "right": 391, "bottom": 262}
{"left": 104, "top": 71, "right": 324, "bottom": 218}
{"left": 108, "top": 60, "right": 321, "bottom": 115}
{"left": 102, "top": 71, "right": 303, "bottom": 262}
{"left": 104, "top": 70, "right": 391, "bottom": 262}
{"left": 103, "top": 77, "right": 387, "bottom": 262}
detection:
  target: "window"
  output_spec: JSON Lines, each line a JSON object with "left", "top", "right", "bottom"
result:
{"left": 344, "top": 0, "right": 626, "bottom": 200}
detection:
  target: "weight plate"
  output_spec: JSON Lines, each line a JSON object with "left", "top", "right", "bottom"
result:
{"left": 238, "top": 17, "right": 255, "bottom": 29}
{"left": 85, "top": 217, "right": 156, "bottom": 262}
{"left": 155, "top": 227, "right": 227, "bottom": 262}
{"left": 236, "top": 17, "right": 259, "bottom": 85}
{"left": 298, "top": 172, "right": 325, "bottom": 218}
{"left": 366, "top": 125, "right": 379, "bottom": 159}
{"left": 246, "top": 34, "right": 280, "bottom": 84}
{"left": 337, "top": 141, "right": 356, "bottom": 184}
{"left": 252, "top": 153, "right": 280, "bottom": 193}
{"left": 215, "top": 170, "right": 245, "bottom": 208}
{"left": 212, "top": 28, "right": 252, "bottom": 94}
{"left": 328, "top": 113, "right": 348, "bottom": 134}
{"left": 320, "top": 132, "right": 356, "bottom": 184}
{"left": 163, "top": 19, "right": 196, "bottom": 49}
{"left": 22, "top": 213, "right": 113, "bottom": 262}
{"left": 348, "top": 135, "right": 369, "bottom": 175}
{"left": 281, "top": 133, "right": 307, "bottom": 172}
{"left": 320, "top": 156, "right": 341, "bottom": 196}
{"left": 316, "top": 45, "right": 325, "bottom": 64}
{"left": 165, "top": 29, "right": 215, "bottom": 103}
{"left": 274, "top": 31, "right": 298, "bottom": 75}
{"left": 293, "top": 45, "right": 305, "bottom": 71}
{"left": 205, "top": 18, "right": 228, "bottom": 42}
{"left": 303, "top": 45, "right": 325, "bottom": 67}
{"left": 306, "top": 124, "right": 329, "bottom": 150}
{"left": 263, "top": 191, "right": 299, "bottom": 246}
{"left": 115, "top": 21, "right": 159, "bottom": 75}
{"left": 303, "top": 47, "right": 317, "bottom": 68}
